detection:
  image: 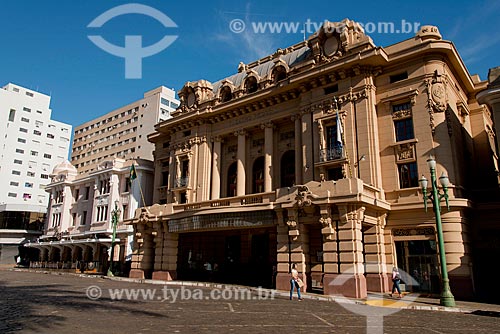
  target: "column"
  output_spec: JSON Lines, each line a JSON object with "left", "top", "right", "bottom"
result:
{"left": 236, "top": 130, "right": 247, "bottom": 196}
{"left": 152, "top": 160, "right": 163, "bottom": 204}
{"left": 275, "top": 210, "right": 291, "bottom": 291}
{"left": 129, "top": 224, "right": 155, "bottom": 279}
{"left": 301, "top": 112, "right": 313, "bottom": 182}
{"left": 152, "top": 221, "right": 178, "bottom": 280}
{"left": 324, "top": 204, "right": 366, "bottom": 298}
{"left": 319, "top": 205, "right": 338, "bottom": 295}
{"left": 262, "top": 122, "right": 273, "bottom": 192}
{"left": 442, "top": 211, "right": 473, "bottom": 299}
{"left": 168, "top": 150, "right": 175, "bottom": 203}
{"left": 363, "top": 214, "right": 389, "bottom": 293}
{"left": 196, "top": 138, "right": 211, "bottom": 202}
{"left": 109, "top": 173, "right": 120, "bottom": 218}
{"left": 211, "top": 137, "right": 222, "bottom": 200}
{"left": 292, "top": 115, "right": 303, "bottom": 185}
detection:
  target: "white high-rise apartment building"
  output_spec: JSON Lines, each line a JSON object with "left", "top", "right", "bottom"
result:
{"left": 0, "top": 83, "right": 71, "bottom": 265}
{"left": 71, "top": 86, "right": 178, "bottom": 175}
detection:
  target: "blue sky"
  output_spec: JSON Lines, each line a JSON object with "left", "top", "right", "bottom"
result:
{"left": 1, "top": 0, "right": 499, "bottom": 129}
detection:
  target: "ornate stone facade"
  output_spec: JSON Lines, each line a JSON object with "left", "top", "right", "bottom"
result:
{"left": 129, "top": 20, "right": 499, "bottom": 300}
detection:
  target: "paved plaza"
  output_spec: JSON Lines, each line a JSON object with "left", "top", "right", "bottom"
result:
{"left": 1, "top": 269, "right": 499, "bottom": 333}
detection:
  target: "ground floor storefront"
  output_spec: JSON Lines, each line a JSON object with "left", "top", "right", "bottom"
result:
{"left": 24, "top": 235, "right": 132, "bottom": 276}
{"left": 127, "top": 182, "right": 490, "bottom": 300}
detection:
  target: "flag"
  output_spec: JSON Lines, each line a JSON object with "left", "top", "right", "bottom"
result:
{"left": 336, "top": 111, "right": 343, "bottom": 147}
{"left": 129, "top": 164, "right": 137, "bottom": 186}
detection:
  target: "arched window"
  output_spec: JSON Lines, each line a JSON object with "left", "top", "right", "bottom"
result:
{"left": 220, "top": 86, "right": 232, "bottom": 102}
{"left": 227, "top": 162, "right": 237, "bottom": 197}
{"left": 252, "top": 156, "right": 265, "bottom": 193}
{"left": 280, "top": 150, "right": 295, "bottom": 187}
{"left": 272, "top": 66, "right": 287, "bottom": 83}
{"left": 245, "top": 76, "right": 258, "bottom": 94}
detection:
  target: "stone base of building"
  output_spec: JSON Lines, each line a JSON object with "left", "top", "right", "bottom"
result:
{"left": 450, "top": 275, "right": 474, "bottom": 299}
{"left": 366, "top": 273, "right": 389, "bottom": 293}
{"left": 129, "top": 269, "right": 145, "bottom": 279}
{"left": 323, "top": 273, "right": 367, "bottom": 298}
{"left": 152, "top": 270, "right": 176, "bottom": 281}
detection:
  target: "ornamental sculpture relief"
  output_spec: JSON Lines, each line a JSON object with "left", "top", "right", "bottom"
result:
{"left": 426, "top": 70, "right": 449, "bottom": 135}
{"left": 396, "top": 143, "right": 416, "bottom": 161}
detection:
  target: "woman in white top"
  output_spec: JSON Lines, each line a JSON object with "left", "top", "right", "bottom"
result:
{"left": 290, "top": 263, "right": 303, "bottom": 301}
{"left": 391, "top": 267, "right": 403, "bottom": 298}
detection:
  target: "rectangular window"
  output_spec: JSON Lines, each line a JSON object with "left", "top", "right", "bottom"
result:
{"left": 26, "top": 92, "right": 34, "bottom": 97}
{"left": 33, "top": 130, "right": 42, "bottom": 136}
{"left": 23, "top": 193, "right": 32, "bottom": 200}
{"left": 14, "top": 159, "right": 22, "bottom": 164}
{"left": 394, "top": 118, "right": 414, "bottom": 142}
{"left": 36, "top": 110, "right": 42, "bottom": 114}
{"left": 161, "top": 97, "right": 169, "bottom": 106}
{"left": 323, "top": 125, "right": 343, "bottom": 161}
{"left": 23, "top": 107, "right": 31, "bottom": 112}
{"left": 13, "top": 87, "right": 19, "bottom": 92}
{"left": 12, "top": 170, "right": 21, "bottom": 175}
{"left": 16, "top": 149, "right": 24, "bottom": 154}
{"left": 10, "top": 181, "right": 19, "bottom": 186}
{"left": 18, "top": 138, "right": 26, "bottom": 144}
{"left": 8, "top": 193, "right": 17, "bottom": 198}
{"left": 72, "top": 213, "right": 77, "bottom": 226}
{"left": 35, "top": 120, "right": 43, "bottom": 127}
{"left": 41, "top": 174, "right": 49, "bottom": 179}
{"left": 170, "top": 101, "right": 179, "bottom": 109}
{"left": 44, "top": 153, "right": 52, "bottom": 159}
{"left": 27, "top": 171, "right": 35, "bottom": 177}
{"left": 398, "top": 162, "right": 418, "bottom": 189}
{"left": 81, "top": 211, "right": 87, "bottom": 225}
{"left": 47, "top": 134, "right": 55, "bottom": 139}
{"left": 9, "top": 109, "right": 16, "bottom": 121}
{"left": 85, "top": 186, "right": 90, "bottom": 200}
{"left": 390, "top": 72, "right": 408, "bottom": 83}
{"left": 19, "top": 127, "right": 28, "bottom": 133}
{"left": 31, "top": 151, "right": 38, "bottom": 156}
{"left": 21, "top": 117, "right": 29, "bottom": 123}
{"left": 393, "top": 103, "right": 414, "bottom": 142}
{"left": 25, "top": 182, "right": 33, "bottom": 188}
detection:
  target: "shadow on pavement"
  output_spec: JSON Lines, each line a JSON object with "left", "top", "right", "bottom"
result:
{"left": 469, "top": 310, "right": 500, "bottom": 318}
{"left": 0, "top": 280, "right": 165, "bottom": 333}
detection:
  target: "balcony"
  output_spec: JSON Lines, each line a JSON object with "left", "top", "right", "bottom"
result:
{"left": 319, "top": 146, "right": 344, "bottom": 162}
{"left": 172, "top": 192, "right": 276, "bottom": 213}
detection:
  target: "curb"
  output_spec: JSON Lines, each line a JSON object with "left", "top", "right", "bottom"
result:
{"left": 4, "top": 268, "right": 489, "bottom": 314}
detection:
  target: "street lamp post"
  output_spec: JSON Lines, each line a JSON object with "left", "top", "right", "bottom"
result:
{"left": 419, "top": 156, "right": 456, "bottom": 307}
{"left": 107, "top": 200, "right": 121, "bottom": 277}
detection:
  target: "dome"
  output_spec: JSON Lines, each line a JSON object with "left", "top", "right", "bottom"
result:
{"left": 51, "top": 160, "right": 77, "bottom": 179}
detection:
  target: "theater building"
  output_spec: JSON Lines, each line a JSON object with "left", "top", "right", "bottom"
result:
{"left": 128, "top": 20, "right": 499, "bottom": 300}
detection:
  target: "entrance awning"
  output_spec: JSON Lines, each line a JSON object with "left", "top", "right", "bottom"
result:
{"left": 168, "top": 211, "right": 276, "bottom": 233}
{"left": 24, "top": 238, "right": 119, "bottom": 248}
{"left": 0, "top": 237, "right": 26, "bottom": 245}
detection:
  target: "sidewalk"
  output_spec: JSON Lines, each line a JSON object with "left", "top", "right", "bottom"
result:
{"left": 8, "top": 268, "right": 500, "bottom": 316}
{"left": 103, "top": 272, "right": 500, "bottom": 315}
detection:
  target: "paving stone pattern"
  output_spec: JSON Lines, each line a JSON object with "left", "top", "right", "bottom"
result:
{"left": 0, "top": 270, "right": 499, "bottom": 334}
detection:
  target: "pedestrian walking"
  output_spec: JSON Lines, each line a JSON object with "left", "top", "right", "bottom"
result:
{"left": 391, "top": 266, "right": 403, "bottom": 298}
{"left": 290, "top": 263, "right": 303, "bottom": 301}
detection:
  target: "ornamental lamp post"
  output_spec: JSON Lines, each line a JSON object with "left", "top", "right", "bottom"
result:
{"left": 107, "top": 200, "right": 121, "bottom": 277}
{"left": 418, "top": 156, "right": 456, "bottom": 307}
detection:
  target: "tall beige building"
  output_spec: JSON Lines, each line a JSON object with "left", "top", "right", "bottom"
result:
{"left": 128, "top": 21, "right": 497, "bottom": 301}
{"left": 71, "top": 86, "right": 179, "bottom": 174}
